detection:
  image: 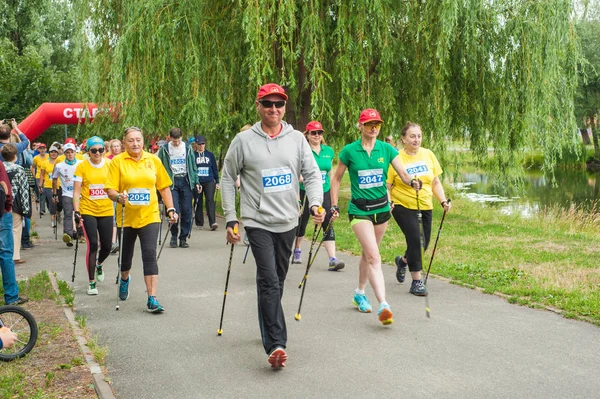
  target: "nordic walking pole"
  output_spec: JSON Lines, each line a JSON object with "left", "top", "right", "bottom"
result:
{"left": 71, "top": 230, "right": 79, "bottom": 283}
{"left": 217, "top": 225, "right": 238, "bottom": 336}
{"left": 415, "top": 183, "right": 428, "bottom": 314}
{"left": 424, "top": 199, "right": 450, "bottom": 318}
{"left": 158, "top": 202, "right": 163, "bottom": 245}
{"left": 289, "top": 196, "right": 307, "bottom": 266}
{"left": 156, "top": 229, "right": 170, "bottom": 262}
{"left": 115, "top": 192, "right": 126, "bottom": 310}
{"left": 295, "top": 207, "right": 323, "bottom": 321}
{"left": 242, "top": 243, "right": 250, "bottom": 264}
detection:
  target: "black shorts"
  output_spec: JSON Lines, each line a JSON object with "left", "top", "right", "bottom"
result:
{"left": 348, "top": 211, "right": 391, "bottom": 226}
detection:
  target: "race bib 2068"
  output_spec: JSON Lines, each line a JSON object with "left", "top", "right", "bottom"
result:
{"left": 262, "top": 167, "right": 293, "bottom": 193}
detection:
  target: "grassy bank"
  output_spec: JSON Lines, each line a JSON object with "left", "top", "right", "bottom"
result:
{"left": 216, "top": 171, "right": 600, "bottom": 325}
{"left": 0, "top": 271, "right": 96, "bottom": 399}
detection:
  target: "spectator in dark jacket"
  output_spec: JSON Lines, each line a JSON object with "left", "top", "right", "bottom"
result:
{"left": 193, "top": 135, "right": 220, "bottom": 230}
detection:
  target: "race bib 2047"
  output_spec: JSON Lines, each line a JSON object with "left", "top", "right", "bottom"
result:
{"left": 358, "top": 169, "right": 383, "bottom": 189}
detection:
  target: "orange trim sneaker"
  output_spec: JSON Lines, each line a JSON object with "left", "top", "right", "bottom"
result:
{"left": 378, "top": 304, "right": 393, "bottom": 326}
{"left": 268, "top": 347, "right": 287, "bottom": 368}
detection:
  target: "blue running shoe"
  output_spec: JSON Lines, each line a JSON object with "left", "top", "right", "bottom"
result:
{"left": 378, "top": 303, "right": 394, "bottom": 325}
{"left": 147, "top": 296, "right": 164, "bottom": 313}
{"left": 410, "top": 280, "right": 428, "bottom": 296}
{"left": 119, "top": 277, "right": 130, "bottom": 301}
{"left": 352, "top": 292, "right": 372, "bottom": 313}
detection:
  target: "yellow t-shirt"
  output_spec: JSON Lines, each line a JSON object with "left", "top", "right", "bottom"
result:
{"left": 386, "top": 148, "right": 442, "bottom": 210}
{"left": 74, "top": 159, "right": 113, "bottom": 217}
{"left": 56, "top": 153, "right": 85, "bottom": 164}
{"left": 105, "top": 151, "right": 172, "bottom": 228}
{"left": 40, "top": 159, "right": 60, "bottom": 189}
{"left": 33, "top": 154, "right": 49, "bottom": 179}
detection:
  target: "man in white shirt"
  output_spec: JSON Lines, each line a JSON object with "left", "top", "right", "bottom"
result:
{"left": 157, "top": 128, "right": 199, "bottom": 248}
{"left": 52, "top": 143, "right": 82, "bottom": 247}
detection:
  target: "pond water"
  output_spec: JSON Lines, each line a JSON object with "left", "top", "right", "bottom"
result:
{"left": 446, "top": 168, "right": 599, "bottom": 217}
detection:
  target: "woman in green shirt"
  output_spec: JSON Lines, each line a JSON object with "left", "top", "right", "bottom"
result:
{"left": 292, "top": 121, "right": 344, "bottom": 271}
{"left": 330, "top": 109, "right": 419, "bottom": 326}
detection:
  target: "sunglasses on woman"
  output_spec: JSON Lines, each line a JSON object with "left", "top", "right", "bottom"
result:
{"left": 258, "top": 100, "right": 286, "bottom": 109}
{"left": 89, "top": 148, "right": 105, "bottom": 154}
{"left": 308, "top": 130, "right": 324, "bottom": 136}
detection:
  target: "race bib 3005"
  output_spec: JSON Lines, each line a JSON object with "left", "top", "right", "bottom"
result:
{"left": 89, "top": 184, "right": 107, "bottom": 200}
{"left": 128, "top": 188, "right": 151, "bottom": 206}
{"left": 262, "top": 167, "right": 293, "bottom": 193}
{"left": 358, "top": 169, "right": 383, "bottom": 189}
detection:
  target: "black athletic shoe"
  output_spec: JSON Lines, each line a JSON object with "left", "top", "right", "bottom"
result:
{"left": 395, "top": 256, "right": 407, "bottom": 283}
{"left": 179, "top": 240, "right": 189, "bottom": 248}
{"left": 170, "top": 236, "right": 178, "bottom": 248}
{"left": 410, "top": 280, "right": 428, "bottom": 296}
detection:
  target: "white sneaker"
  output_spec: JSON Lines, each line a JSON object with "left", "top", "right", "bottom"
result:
{"left": 95, "top": 265, "right": 104, "bottom": 282}
{"left": 87, "top": 283, "right": 98, "bottom": 295}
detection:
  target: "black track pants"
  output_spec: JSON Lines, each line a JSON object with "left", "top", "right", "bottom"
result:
{"left": 118, "top": 223, "right": 160, "bottom": 276}
{"left": 391, "top": 204, "right": 432, "bottom": 272}
{"left": 246, "top": 227, "right": 296, "bottom": 354}
{"left": 82, "top": 215, "right": 113, "bottom": 280}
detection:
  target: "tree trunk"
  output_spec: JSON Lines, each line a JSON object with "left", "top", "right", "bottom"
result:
{"left": 592, "top": 118, "right": 599, "bottom": 160}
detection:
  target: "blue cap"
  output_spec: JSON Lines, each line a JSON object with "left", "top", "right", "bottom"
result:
{"left": 188, "top": 137, "right": 196, "bottom": 144}
{"left": 87, "top": 136, "right": 104, "bottom": 149}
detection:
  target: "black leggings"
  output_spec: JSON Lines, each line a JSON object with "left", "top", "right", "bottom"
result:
{"left": 296, "top": 189, "right": 334, "bottom": 241}
{"left": 391, "top": 204, "right": 432, "bottom": 272}
{"left": 118, "top": 223, "right": 159, "bottom": 276}
{"left": 81, "top": 215, "right": 113, "bottom": 281}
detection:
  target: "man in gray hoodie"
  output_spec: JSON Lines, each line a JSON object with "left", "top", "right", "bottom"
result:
{"left": 221, "top": 83, "right": 325, "bottom": 369}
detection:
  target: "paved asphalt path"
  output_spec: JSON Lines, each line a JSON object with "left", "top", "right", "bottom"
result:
{"left": 17, "top": 213, "right": 600, "bottom": 399}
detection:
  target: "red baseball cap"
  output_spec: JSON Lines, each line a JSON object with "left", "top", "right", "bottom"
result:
{"left": 305, "top": 121, "right": 323, "bottom": 132}
{"left": 256, "top": 83, "right": 288, "bottom": 101}
{"left": 65, "top": 137, "right": 77, "bottom": 145}
{"left": 38, "top": 143, "right": 47, "bottom": 148}
{"left": 358, "top": 108, "right": 383, "bottom": 124}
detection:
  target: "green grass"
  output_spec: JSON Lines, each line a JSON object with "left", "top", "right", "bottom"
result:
{"left": 216, "top": 168, "right": 600, "bottom": 325}
{"left": 0, "top": 270, "right": 56, "bottom": 301}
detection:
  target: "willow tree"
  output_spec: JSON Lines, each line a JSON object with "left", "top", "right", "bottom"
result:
{"left": 78, "top": 0, "right": 580, "bottom": 177}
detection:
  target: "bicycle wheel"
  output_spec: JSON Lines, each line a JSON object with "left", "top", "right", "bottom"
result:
{"left": 0, "top": 305, "right": 38, "bottom": 361}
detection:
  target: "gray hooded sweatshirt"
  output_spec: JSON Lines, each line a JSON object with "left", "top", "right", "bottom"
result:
{"left": 221, "top": 121, "right": 323, "bottom": 233}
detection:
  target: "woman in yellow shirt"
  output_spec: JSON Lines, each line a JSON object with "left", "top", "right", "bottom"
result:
{"left": 38, "top": 145, "right": 61, "bottom": 228}
{"left": 386, "top": 122, "right": 451, "bottom": 296}
{"left": 105, "top": 127, "right": 178, "bottom": 313}
{"left": 73, "top": 136, "right": 113, "bottom": 296}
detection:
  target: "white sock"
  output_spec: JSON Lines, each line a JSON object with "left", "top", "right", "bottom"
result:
{"left": 355, "top": 288, "right": 365, "bottom": 295}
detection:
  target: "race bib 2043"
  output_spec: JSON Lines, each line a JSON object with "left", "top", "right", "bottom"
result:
{"left": 128, "top": 188, "right": 151, "bottom": 206}
{"left": 262, "top": 167, "right": 293, "bottom": 193}
{"left": 358, "top": 169, "right": 383, "bottom": 189}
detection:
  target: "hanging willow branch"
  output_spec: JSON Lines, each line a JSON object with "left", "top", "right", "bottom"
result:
{"left": 77, "top": 0, "right": 581, "bottom": 178}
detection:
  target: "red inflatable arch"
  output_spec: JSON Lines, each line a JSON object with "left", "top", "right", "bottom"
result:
{"left": 18, "top": 103, "right": 101, "bottom": 140}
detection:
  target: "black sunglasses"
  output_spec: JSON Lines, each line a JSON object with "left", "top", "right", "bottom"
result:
{"left": 90, "top": 148, "right": 105, "bottom": 154}
{"left": 258, "top": 100, "right": 286, "bottom": 109}
{"left": 308, "top": 130, "right": 324, "bottom": 136}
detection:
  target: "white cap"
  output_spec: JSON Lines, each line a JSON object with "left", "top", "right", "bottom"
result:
{"left": 63, "top": 143, "right": 76, "bottom": 152}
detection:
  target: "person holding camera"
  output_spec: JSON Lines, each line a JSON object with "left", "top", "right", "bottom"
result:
{"left": 0, "top": 119, "right": 29, "bottom": 162}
